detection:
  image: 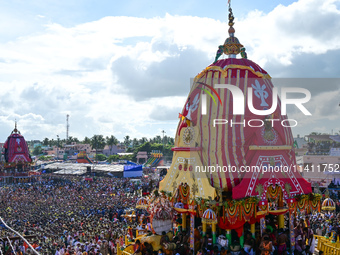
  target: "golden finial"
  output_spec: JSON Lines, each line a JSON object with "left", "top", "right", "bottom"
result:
{"left": 213, "top": 0, "right": 246, "bottom": 62}
{"left": 223, "top": 2, "right": 243, "bottom": 57}
{"left": 12, "top": 119, "right": 20, "bottom": 134}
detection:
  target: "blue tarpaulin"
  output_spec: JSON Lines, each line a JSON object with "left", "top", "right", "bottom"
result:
{"left": 123, "top": 165, "right": 143, "bottom": 178}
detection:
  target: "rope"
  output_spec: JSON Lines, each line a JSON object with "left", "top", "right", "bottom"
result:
{"left": 7, "top": 237, "right": 15, "bottom": 254}
{"left": 0, "top": 217, "right": 40, "bottom": 255}
{"left": 0, "top": 239, "right": 3, "bottom": 255}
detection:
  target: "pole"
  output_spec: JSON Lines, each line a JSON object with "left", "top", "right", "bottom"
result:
{"left": 161, "top": 130, "right": 166, "bottom": 154}
{"left": 182, "top": 213, "right": 187, "bottom": 231}
{"left": 239, "top": 230, "right": 244, "bottom": 248}
{"left": 212, "top": 223, "right": 217, "bottom": 244}
{"left": 278, "top": 214, "right": 285, "bottom": 229}
{"left": 226, "top": 229, "right": 231, "bottom": 248}
{"left": 202, "top": 222, "right": 207, "bottom": 237}
{"left": 251, "top": 224, "right": 255, "bottom": 238}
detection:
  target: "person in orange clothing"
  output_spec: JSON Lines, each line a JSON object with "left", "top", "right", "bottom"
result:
{"left": 32, "top": 240, "right": 39, "bottom": 249}
{"left": 23, "top": 242, "right": 28, "bottom": 252}
{"left": 260, "top": 236, "right": 273, "bottom": 255}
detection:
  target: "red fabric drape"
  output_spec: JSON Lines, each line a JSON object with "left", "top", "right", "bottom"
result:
{"left": 218, "top": 214, "right": 265, "bottom": 237}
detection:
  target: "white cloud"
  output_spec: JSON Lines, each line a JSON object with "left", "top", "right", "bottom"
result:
{"left": 0, "top": 0, "right": 339, "bottom": 141}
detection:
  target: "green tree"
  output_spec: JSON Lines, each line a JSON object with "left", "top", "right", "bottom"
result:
{"left": 96, "top": 154, "right": 107, "bottom": 161}
{"left": 155, "top": 135, "right": 162, "bottom": 143}
{"left": 139, "top": 137, "right": 148, "bottom": 144}
{"left": 60, "top": 138, "right": 66, "bottom": 146}
{"left": 168, "top": 137, "right": 174, "bottom": 145}
{"left": 132, "top": 138, "right": 139, "bottom": 148}
{"left": 68, "top": 136, "right": 72, "bottom": 144}
{"left": 108, "top": 155, "right": 120, "bottom": 163}
{"left": 68, "top": 136, "right": 79, "bottom": 143}
{"left": 120, "top": 154, "right": 134, "bottom": 161}
{"left": 106, "top": 135, "right": 119, "bottom": 155}
{"left": 43, "top": 138, "right": 49, "bottom": 146}
{"left": 33, "top": 146, "right": 43, "bottom": 156}
{"left": 90, "top": 135, "right": 106, "bottom": 160}
{"left": 39, "top": 155, "right": 53, "bottom": 161}
{"left": 48, "top": 139, "right": 55, "bottom": 147}
{"left": 124, "top": 135, "right": 131, "bottom": 149}
{"left": 83, "top": 136, "right": 91, "bottom": 144}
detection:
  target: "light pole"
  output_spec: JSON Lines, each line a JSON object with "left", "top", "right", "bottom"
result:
{"left": 161, "top": 130, "right": 166, "bottom": 154}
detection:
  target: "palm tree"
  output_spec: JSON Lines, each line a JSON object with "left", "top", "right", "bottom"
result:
{"left": 155, "top": 135, "right": 162, "bottom": 143}
{"left": 83, "top": 136, "right": 91, "bottom": 144}
{"left": 68, "top": 136, "right": 74, "bottom": 144}
{"left": 43, "top": 138, "right": 49, "bottom": 146}
{"left": 139, "top": 137, "right": 148, "bottom": 145}
{"left": 124, "top": 135, "right": 131, "bottom": 149}
{"left": 48, "top": 139, "right": 55, "bottom": 147}
{"left": 132, "top": 138, "right": 139, "bottom": 148}
{"left": 90, "top": 135, "right": 106, "bottom": 160}
{"left": 106, "top": 135, "right": 119, "bottom": 155}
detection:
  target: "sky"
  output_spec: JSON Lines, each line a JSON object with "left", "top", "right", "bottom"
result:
{"left": 0, "top": 0, "right": 340, "bottom": 142}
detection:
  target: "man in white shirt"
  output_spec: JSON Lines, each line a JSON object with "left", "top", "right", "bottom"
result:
{"left": 59, "top": 246, "right": 65, "bottom": 255}
{"left": 316, "top": 225, "right": 323, "bottom": 236}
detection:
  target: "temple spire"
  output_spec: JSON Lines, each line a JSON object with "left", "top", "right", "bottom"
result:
{"left": 12, "top": 120, "right": 20, "bottom": 134}
{"left": 223, "top": 1, "right": 243, "bottom": 58}
{"left": 213, "top": 0, "right": 247, "bottom": 63}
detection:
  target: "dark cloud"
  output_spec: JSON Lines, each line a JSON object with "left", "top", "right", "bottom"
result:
{"left": 272, "top": 78, "right": 340, "bottom": 97}
{"left": 111, "top": 45, "right": 211, "bottom": 100}
{"left": 267, "top": 50, "right": 340, "bottom": 78}
{"left": 265, "top": 49, "right": 340, "bottom": 96}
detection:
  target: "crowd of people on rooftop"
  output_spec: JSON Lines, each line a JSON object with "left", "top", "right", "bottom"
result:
{"left": 307, "top": 141, "right": 340, "bottom": 155}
